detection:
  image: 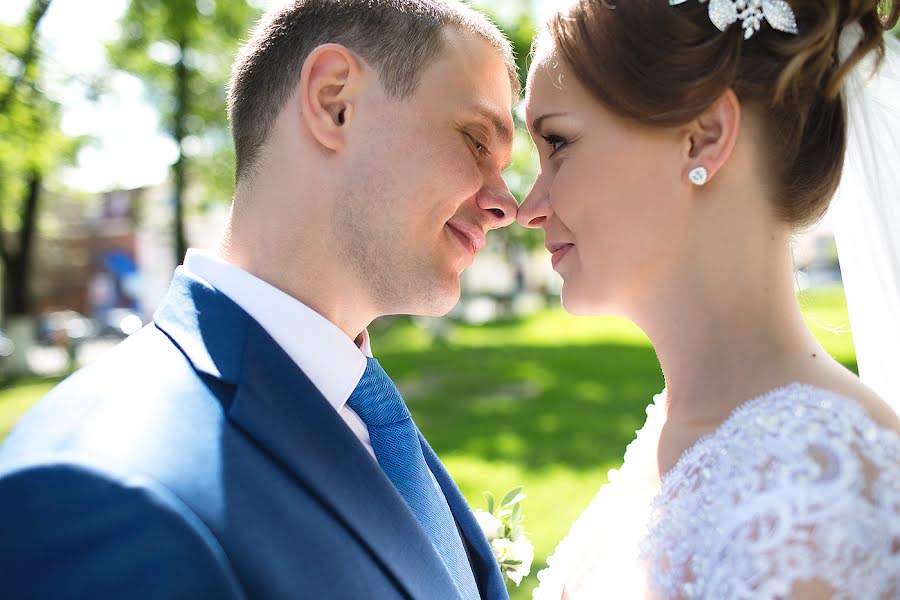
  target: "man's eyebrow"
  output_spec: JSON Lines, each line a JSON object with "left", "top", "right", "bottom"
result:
{"left": 530, "top": 112, "right": 567, "bottom": 134}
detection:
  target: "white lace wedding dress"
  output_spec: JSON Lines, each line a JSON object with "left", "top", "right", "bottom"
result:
{"left": 533, "top": 383, "right": 900, "bottom": 599}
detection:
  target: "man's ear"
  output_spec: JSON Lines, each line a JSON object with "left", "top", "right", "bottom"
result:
{"left": 681, "top": 89, "right": 741, "bottom": 186}
{"left": 298, "top": 43, "right": 364, "bottom": 152}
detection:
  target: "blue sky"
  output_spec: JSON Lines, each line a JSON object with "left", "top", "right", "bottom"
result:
{"left": 1, "top": 0, "right": 551, "bottom": 193}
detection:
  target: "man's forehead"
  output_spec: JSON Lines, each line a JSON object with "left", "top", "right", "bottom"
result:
{"left": 436, "top": 30, "right": 515, "bottom": 106}
{"left": 440, "top": 26, "right": 516, "bottom": 87}
{"left": 409, "top": 28, "right": 516, "bottom": 153}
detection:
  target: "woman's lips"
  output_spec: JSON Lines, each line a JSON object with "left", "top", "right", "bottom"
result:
{"left": 548, "top": 242, "right": 575, "bottom": 269}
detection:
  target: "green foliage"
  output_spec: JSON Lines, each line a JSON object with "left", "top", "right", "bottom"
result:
{"left": 469, "top": 1, "right": 544, "bottom": 250}
{"left": 0, "top": 0, "right": 87, "bottom": 318}
{"left": 107, "top": 0, "right": 262, "bottom": 203}
{"left": 480, "top": 485, "right": 533, "bottom": 586}
{"left": 0, "top": 19, "right": 83, "bottom": 230}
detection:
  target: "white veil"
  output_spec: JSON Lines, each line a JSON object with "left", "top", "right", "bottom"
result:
{"left": 829, "top": 26, "right": 900, "bottom": 411}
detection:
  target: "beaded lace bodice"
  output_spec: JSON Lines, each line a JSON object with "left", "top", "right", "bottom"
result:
{"left": 534, "top": 384, "right": 900, "bottom": 599}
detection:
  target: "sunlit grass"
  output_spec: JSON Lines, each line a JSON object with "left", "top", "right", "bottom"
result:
{"left": 0, "top": 377, "right": 61, "bottom": 440}
{"left": 798, "top": 285, "right": 857, "bottom": 366}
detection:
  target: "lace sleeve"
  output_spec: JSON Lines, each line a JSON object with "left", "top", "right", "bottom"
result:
{"left": 643, "top": 386, "right": 900, "bottom": 600}
{"left": 702, "top": 450, "right": 900, "bottom": 600}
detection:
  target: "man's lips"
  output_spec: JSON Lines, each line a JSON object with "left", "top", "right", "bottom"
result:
{"left": 446, "top": 221, "right": 486, "bottom": 256}
{"left": 547, "top": 242, "right": 575, "bottom": 268}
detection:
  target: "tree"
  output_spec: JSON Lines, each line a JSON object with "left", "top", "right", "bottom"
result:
{"left": 461, "top": 2, "right": 547, "bottom": 310}
{"left": 0, "top": 0, "right": 80, "bottom": 322}
{"left": 469, "top": 2, "right": 544, "bottom": 251}
{"left": 107, "top": 0, "right": 260, "bottom": 264}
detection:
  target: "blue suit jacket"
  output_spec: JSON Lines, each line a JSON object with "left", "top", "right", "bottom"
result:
{"left": 0, "top": 271, "right": 508, "bottom": 600}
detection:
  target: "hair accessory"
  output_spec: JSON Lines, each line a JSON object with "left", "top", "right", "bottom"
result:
{"left": 689, "top": 166, "right": 709, "bottom": 186}
{"left": 669, "top": 0, "right": 799, "bottom": 40}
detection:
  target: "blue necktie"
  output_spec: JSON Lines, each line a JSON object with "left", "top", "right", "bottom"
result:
{"left": 347, "top": 358, "right": 480, "bottom": 600}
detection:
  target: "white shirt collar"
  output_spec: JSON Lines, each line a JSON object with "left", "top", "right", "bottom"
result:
{"left": 182, "top": 249, "right": 371, "bottom": 413}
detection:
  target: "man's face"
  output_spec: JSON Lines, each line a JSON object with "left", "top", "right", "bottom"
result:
{"left": 334, "top": 29, "right": 517, "bottom": 317}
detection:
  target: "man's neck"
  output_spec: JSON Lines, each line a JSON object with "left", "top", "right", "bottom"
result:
{"left": 217, "top": 221, "right": 375, "bottom": 344}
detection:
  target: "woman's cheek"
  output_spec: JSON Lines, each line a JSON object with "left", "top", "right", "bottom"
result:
{"left": 553, "top": 158, "right": 596, "bottom": 225}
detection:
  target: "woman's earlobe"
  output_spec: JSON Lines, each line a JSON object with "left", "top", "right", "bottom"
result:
{"left": 688, "top": 166, "right": 709, "bottom": 186}
{"left": 683, "top": 90, "right": 740, "bottom": 186}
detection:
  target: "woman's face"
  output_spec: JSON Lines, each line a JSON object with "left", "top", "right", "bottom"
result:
{"left": 518, "top": 43, "right": 695, "bottom": 317}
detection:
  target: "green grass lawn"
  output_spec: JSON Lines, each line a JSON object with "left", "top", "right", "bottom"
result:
{"left": 0, "top": 285, "right": 856, "bottom": 599}
{"left": 0, "top": 377, "right": 62, "bottom": 440}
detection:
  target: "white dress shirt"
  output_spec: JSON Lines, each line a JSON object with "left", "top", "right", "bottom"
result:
{"left": 182, "top": 249, "right": 375, "bottom": 459}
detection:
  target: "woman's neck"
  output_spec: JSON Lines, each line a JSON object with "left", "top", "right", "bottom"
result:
{"left": 634, "top": 229, "right": 823, "bottom": 427}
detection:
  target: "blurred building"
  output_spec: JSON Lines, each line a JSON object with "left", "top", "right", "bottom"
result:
{"left": 32, "top": 182, "right": 229, "bottom": 323}
{"left": 34, "top": 188, "right": 141, "bottom": 317}
{"left": 792, "top": 214, "right": 843, "bottom": 290}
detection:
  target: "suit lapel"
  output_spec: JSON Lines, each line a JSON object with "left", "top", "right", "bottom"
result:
{"left": 420, "top": 434, "right": 509, "bottom": 600}
{"left": 153, "top": 271, "right": 461, "bottom": 600}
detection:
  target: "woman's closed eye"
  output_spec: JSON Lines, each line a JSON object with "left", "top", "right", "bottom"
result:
{"left": 542, "top": 134, "right": 569, "bottom": 157}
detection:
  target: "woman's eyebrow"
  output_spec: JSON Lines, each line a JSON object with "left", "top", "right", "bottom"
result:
{"left": 530, "top": 112, "right": 567, "bottom": 134}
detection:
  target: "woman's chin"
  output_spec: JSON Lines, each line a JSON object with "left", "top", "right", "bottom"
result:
{"left": 560, "top": 286, "right": 619, "bottom": 317}
{"left": 560, "top": 291, "right": 594, "bottom": 316}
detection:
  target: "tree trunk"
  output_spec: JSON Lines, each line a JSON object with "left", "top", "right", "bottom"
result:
{"left": 0, "top": 0, "right": 54, "bottom": 377}
{"left": 2, "top": 173, "right": 42, "bottom": 377}
{"left": 3, "top": 171, "right": 42, "bottom": 319}
{"left": 171, "top": 38, "right": 190, "bottom": 265}
{"left": 0, "top": 0, "right": 52, "bottom": 323}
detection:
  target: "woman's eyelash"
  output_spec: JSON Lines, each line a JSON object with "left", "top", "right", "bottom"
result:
{"left": 542, "top": 134, "right": 568, "bottom": 155}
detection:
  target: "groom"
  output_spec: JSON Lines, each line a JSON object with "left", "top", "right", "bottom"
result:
{"left": 0, "top": 1, "right": 519, "bottom": 598}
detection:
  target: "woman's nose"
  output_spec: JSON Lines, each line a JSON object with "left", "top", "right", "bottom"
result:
{"left": 517, "top": 176, "right": 552, "bottom": 229}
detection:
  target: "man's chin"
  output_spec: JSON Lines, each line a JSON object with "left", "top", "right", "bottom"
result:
{"left": 409, "top": 276, "right": 461, "bottom": 318}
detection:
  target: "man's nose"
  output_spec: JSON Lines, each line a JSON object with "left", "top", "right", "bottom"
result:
{"left": 477, "top": 180, "right": 518, "bottom": 230}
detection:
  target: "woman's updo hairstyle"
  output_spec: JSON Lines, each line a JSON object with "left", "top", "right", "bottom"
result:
{"left": 548, "top": 1, "right": 899, "bottom": 228}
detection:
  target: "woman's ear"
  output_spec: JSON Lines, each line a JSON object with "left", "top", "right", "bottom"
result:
{"left": 297, "top": 43, "right": 364, "bottom": 153}
{"left": 681, "top": 89, "right": 741, "bottom": 186}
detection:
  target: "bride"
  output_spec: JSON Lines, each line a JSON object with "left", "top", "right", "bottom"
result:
{"left": 517, "top": 0, "right": 900, "bottom": 598}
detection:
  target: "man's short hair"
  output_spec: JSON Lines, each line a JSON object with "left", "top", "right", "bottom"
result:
{"left": 227, "top": 0, "right": 519, "bottom": 185}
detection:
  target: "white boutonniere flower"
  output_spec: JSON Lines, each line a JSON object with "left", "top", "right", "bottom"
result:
{"left": 473, "top": 486, "right": 534, "bottom": 587}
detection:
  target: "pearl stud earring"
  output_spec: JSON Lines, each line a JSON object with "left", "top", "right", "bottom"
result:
{"left": 689, "top": 166, "right": 709, "bottom": 186}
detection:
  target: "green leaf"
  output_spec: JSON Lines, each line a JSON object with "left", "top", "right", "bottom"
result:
{"left": 500, "top": 486, "right": 524, "bottom": 507}
{"left": 483, "top": 491, "right": 495, "bottom": 515}
{"left": 502, "top": 493, "right": 527, "bottom": 508}
{"left": 510, "top": 503, "right": 523, "bottom": 527}
{"left": 501, "top": 559, "right": 523, "bottom": 566}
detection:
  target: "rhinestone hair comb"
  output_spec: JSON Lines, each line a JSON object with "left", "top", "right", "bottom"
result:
{"left": 669, "top": 0, "right": 799, "bottom": 40}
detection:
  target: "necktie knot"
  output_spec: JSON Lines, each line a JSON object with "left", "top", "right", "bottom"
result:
{"left": 347, "top": 358, "right": 411, "bottom": 428}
